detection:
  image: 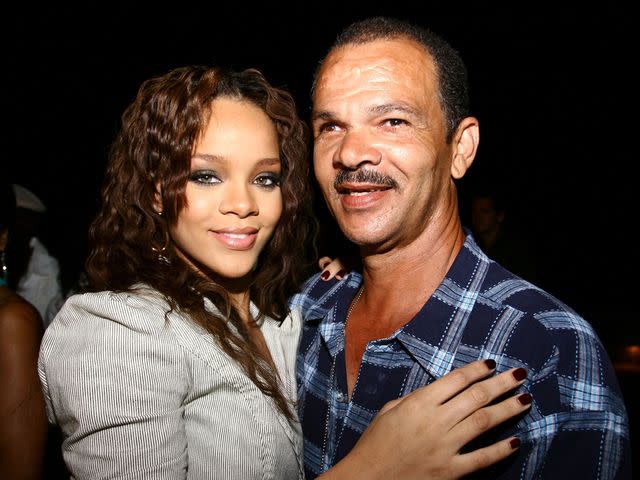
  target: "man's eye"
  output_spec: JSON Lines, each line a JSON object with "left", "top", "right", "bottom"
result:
{"left": 189, "top": 171, "right": 221, "bottom": 184}
{"left": 383, "top": 118, "right": 408, "bottom": 127}
{"left": 317, "top": 122, "right": 340, "bottom": 134}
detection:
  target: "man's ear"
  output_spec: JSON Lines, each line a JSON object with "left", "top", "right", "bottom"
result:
{"left": 450, "top": 116, "right": 480, "bottom": 179}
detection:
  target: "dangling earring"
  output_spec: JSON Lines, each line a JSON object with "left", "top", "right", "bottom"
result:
{"left": 0, "top": 250, "right": 8, "bottom": 287}
{"left": 151, "top": 230, "right": 171, "bottom": 265}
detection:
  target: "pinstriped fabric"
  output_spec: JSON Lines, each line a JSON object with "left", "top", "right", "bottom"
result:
{"left": 292, "top": 234, "right": 631, "bottom": 479}
{"left": 38, "top": 287, "right": 304, "bottom": 479}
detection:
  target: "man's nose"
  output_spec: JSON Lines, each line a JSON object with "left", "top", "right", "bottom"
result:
{"left": 334, "top": 128, "right": 382, "bottom": 170}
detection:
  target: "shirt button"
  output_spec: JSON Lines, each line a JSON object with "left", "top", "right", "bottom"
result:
{"left": 335, "top": 391, "right": 347, "bottom": 403}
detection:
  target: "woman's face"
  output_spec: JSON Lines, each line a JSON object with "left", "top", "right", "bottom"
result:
{"left": 169, "top": 96, "right": 282, "bottom": 282}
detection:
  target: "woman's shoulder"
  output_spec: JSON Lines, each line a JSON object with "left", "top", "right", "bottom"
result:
{"left": 47, "top": 285, "right": 174, "bottom": 336}
{"left": 39, "top": 286, "right": 188, "bottom": 375}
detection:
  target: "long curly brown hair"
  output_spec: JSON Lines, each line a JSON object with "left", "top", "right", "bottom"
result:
{"left": 86, "top": 65, "right": 317, "bottom": 419}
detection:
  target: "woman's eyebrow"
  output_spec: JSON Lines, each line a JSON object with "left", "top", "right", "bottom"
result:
{"left": 192, "top": 153, "right": 225, "bottom": 164}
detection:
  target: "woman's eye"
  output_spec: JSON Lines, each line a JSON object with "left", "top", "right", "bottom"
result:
{"left": 254, "top": 173, "right": 280, "bottom": 188}
{"left": 189, "top": 171, "right": 221, "bottom": 184}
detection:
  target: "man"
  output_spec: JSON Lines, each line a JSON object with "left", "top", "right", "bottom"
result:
{"left": 292, "top": 16, "right": 631, "bottom": 479}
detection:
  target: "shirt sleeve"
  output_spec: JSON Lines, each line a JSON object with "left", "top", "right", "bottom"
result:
{"left": 38, "top": 291, "right": 189, "bottom": 479}
{"left": 486, "top": 346, "right": 632, "bottom": 479}
{"left": 471, "top": 309, "right": 632, "bottom": 480}
{"left": 507, "top": 409, "right": 632, "bottom": 479}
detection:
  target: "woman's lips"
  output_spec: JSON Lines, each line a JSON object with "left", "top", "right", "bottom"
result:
{"left": 211, "top": 228, "right": 258, "bottom": 250}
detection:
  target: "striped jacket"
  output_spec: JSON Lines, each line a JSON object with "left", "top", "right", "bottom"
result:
{"left": 38, "top": 287, "right": 304, "bottom": 479}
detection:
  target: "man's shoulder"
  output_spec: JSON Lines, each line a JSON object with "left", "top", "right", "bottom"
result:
{"left": 478, "top": 263, "right": 616, "bottom": 377}
{"left": 480, "top": 260, "right": 577, "bottom": 318}
{"left": 478, "top": 262, "right": 604, "bottom": 349}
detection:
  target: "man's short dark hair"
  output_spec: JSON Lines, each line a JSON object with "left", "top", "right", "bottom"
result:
{"left": 313, "top": 16, "right": 471, "bottom": 143}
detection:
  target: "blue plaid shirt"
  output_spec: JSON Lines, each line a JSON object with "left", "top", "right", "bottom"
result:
{"left": 291, "top": 235, "right": 631, "bottom": 479}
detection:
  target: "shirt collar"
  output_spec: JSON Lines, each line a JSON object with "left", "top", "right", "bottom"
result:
{"left": 310, "top": 234, "right": 490, "bottom": 379}
{"left": 397, "top": 234, "right": 489, "bottom": 377}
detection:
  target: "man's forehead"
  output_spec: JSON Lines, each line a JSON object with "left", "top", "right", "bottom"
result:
{"left": 321, "top": 38, "right": 431, "bottom": 75}
{"left": 313, "top": 38, "right": 437, "bottom": 108}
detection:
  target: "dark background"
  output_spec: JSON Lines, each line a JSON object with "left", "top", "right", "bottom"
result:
{"left": 2, "top": 5, "right": 636, "bottom": 354}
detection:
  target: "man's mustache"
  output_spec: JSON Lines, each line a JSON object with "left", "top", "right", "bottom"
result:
{"left": 333, "top": 169, "right": 398, "bottom": 190}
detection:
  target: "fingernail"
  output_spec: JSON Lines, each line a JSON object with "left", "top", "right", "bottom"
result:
{"left": 509, "top": 437, "right": 521, "bottom": 449}
{"left": 512, "top": 368, "right": 527, "bottom": 381}
{"left": 336, "top": 269, "right": 346, "bottom": 279}
{"left": 321, "top": 271, "right": 330, "bottom": 280}
{"left": 484, "top": 359, "right": 496, "bottom": 369}
{"left": 517, "top": 393, "right": 533, "bottom": 405}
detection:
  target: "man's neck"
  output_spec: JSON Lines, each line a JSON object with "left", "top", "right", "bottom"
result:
{"left": 342, "top": 212, "right": 466, "bottom": 397}
{"left": 357, "top": 215, "right": 465, "bottom": 326}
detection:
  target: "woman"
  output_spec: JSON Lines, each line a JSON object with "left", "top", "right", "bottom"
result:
{"left": 0, "top": 181, "right": 47, "bottom": 480}
{"left": 38, "top": 65, "right": 531, "bottom": 479}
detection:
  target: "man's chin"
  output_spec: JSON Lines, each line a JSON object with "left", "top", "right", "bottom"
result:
{"left": 341, "top": 227, "right": 389, "bottom": 250}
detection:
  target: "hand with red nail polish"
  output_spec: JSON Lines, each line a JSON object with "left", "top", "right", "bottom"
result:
{"left": 317, "top": 256, "right": 351, "bottom": 281}
{"left": 321, "top": 359, "right": 532, "bottom": 480}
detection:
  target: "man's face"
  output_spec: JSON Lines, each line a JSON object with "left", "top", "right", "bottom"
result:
{"left": 312, "top": 38, "right": 457, "bottom": 252}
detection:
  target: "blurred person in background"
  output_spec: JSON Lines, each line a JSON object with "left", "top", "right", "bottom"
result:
{"left": 10, "top": 184, "right": 63, "bottom": 327}
{"left": 468, "top": 185, "right": 540, "bottom": 284}
{"left": 0, "top": 180, "right": 47, "bottom": 480}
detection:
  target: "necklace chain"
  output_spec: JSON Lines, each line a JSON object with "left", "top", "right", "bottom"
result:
{"left": 320, "top": 284, "right": 364, "bottom": 470}
{"left": 345, "top": 285, "right": 364, "bottom": 324}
